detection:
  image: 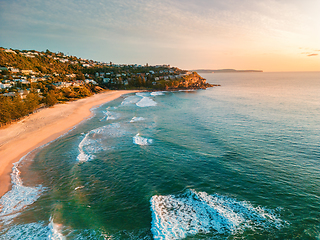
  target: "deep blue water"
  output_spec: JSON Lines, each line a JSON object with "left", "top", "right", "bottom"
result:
{"left": 0, "top": 72, "right": 320, "bottom": 239}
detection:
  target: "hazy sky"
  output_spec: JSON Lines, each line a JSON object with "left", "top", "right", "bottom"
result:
{"left": 0, "top": 0, "right": 319, "bottom": 71}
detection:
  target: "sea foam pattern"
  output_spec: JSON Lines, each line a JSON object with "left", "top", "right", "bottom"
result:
{"left": 100, "top": 108, "right": 120, "bottom": 121}
{"left": 136, "top": 92, "right": 150, "bottom": 97}
{"left": 130, "top": 117, "right": 145, "bottom": 123}
{"left": 133, "top": 133, "right": 153, "bottom": 146}
{"left": 0, "top": 157, "right": 44, "bottom": 225}
{"left": 150, "top": 91, "right": 166, "bottom": 96}
{"left": 48, "top": 217, "right": 66, "bottom": 240}
{"left": 150, "top": 190, "right": 284, "bottom": 239}
{"left": 136, "top": 97, "right": 157, "bottom": 107}
{"left": 77, "top": 132, "right": 95, "bottom": 162}
{"left": 121, "top": 95, "right": 141, "bottom": 106}
{"left": 0, "top": 217, "right": 103, "bottom": 240}
{"left": 77, "top": 123, "right": 126, "bottom": 162}
{"left": 0, "top": 222, "right": 49, "bottom": 240}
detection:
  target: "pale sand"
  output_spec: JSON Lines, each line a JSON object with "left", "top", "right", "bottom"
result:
{"left": 0, "top": 90, "right": 137, "bottom": 197}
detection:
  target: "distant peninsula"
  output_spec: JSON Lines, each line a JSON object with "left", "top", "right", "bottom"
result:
{"left": 193, "top": 69, "right": 263, "bottom": 73}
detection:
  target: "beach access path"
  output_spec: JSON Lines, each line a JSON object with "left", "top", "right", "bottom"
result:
{"left": 0, "top": 90, "right": 137, "bottom": 198}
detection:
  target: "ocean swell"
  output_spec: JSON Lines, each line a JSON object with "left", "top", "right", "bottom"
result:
{"left": 150, "top": 189, "right": 285, "bottom": 239}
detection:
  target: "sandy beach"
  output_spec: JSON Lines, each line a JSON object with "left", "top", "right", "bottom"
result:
{"left": 0, "top": 90, "right": 137, "bottom": 198}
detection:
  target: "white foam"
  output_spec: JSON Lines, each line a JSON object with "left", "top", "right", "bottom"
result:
{"left": 130, "top": 117, "right": 145, "bottom": 123}
{"left": 0, "top": 217, "right": 106, "bottom": 239}
{"left": 136, "top": 97, "right": 157, "bottom": 107}
{"left": 150, "top": 190, "right": 285, "bottom": 239}
{"left": 74, "top": 186, "right": 84, "bottom": 191}
{"left": 133, "top": 133, "right": 153, "bottom": 146}
{"left": 100, "top": 110, "right": 120, "bottom": 121}
{"left": 76, "top": 132, "right": 94, "bottom": 162}
{"left": 121, "top": 95, "right": 140, "bottom": 106}
{"left": 136, "top": 92, "right": 150, "bottom": 97}
{"left": 0, "top": 218, "right": 66, "bottom": 240}
{"left": 0, "top": 156, "right": 44, "bottom": 226}
{"left": 150, "top": 91, "right": 166, "bottom": 96}
{"left": 48, "top": 217, "right": 66, "bottom": 240}
{"left": 76, "top": 123, "right": 127, "bottom": 162}
{"left": 0, "top": 222, "right": 49, "bottom": 239}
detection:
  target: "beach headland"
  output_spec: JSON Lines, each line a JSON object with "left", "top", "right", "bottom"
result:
{"left": 0, "top": 90, "right": 138, "bottom": 198}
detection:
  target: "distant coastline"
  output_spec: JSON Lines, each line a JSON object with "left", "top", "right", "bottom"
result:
{"left": 0, "top": 47, "right": 216, "bottom": 127}
{"left": 193, "top": 69, "right": 263, "bottom": 73}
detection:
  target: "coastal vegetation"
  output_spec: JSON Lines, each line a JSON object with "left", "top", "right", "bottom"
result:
{"left": 0, "top": 47, "right": 215, "bottom": 126}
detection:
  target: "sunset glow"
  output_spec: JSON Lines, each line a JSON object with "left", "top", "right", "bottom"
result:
{"left": 0, "top": 0, "right": 319, "bottom": 71}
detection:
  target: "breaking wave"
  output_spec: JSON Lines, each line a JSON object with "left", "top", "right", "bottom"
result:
{"left": 100, "top": 108, "right": 120, "bottom": 121}
{"left": 121, "top": 95, "right": 141, "bottom": 106}
{"left": 150, "top": 91, "right": 166, "bottom": 96}
{"left": 76, "top": 123, "right": 127, "bottom": 162}
{"left": 0, "top": 217, "right": 106, "bottom": 240}
{"left": 133, "top": 133, "right": 153, "bottom": 146}
{"left": 150, "top": 190, "right": 285, "bottom": 239}
{"left": 136, "top": 92, "right": 150, "bottom": 97}
{"left": 0, "top": 155, "right": 44, "bottom": 226}
{"left": 130, "top": 117, "right": 145, "bottom": 123}
{"left": 136, "top": 97, "right": 157, "bottom": 107}
{"left": 76, "top": 132, "right": 94, "bottom": 162}
{"left": 47, "top": 217, "right": 66, "bottom": 240}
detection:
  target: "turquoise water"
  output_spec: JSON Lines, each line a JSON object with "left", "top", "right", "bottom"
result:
{"left": 1, "top": 72, "right": 320, "bottom": 239}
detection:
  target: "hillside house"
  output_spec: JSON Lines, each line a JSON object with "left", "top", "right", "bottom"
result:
{"left": 21, "top": 70, "right": 33, "bottom": 75}
{"left": 54, "top": 82, "right": 72, "bottom": 88}
{"left": 0, "top": 83, "right": 11, "bottom": 89}
{"left": 8, "top": 67, "right": 20, "bottom": 73}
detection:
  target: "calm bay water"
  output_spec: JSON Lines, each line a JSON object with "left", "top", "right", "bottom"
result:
{"left": 0, "top": 72, "right": 320, "bottom": 239}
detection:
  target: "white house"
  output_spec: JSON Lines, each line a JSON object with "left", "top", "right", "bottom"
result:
{"left": 0, "top": 83, "right": 11, "bottom": 89}
{"left": 8, "top": 67, "right": 20, "bottom": 73}
{"left": 4, "top": 49, "right": 16, "bottom": 54}
{"left": 85, "top": 79, "right": 98, "bottom": 85}
{"left": 66, "top": 74, "right": 76, "bottom": 78}
{"left": 21, "top": 70, "right": 33, "bottom": 75}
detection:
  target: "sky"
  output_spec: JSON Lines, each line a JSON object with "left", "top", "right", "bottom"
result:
{"left": 0, "top": 0, "right": 319, "bottom": 72}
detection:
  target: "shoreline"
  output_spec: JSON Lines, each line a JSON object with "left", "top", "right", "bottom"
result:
{"left": 0, "top": 90, "right": 138, "bottom": 198}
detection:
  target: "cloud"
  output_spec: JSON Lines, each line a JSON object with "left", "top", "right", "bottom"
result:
{"left": 301, "top": 48, "right": 319, "bottom": 57}
{"left": 307, "top": 53, "right": 318, "bottom": 57}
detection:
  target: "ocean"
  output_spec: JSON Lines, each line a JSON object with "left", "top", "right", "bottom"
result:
{"left": 0, "top": 72, "right": 319, "bottom": 239}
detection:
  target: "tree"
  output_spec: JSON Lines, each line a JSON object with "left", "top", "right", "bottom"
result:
{"left": 25, "top": 93, "right": 40, "bottom": 113}
{"left": 0, "top": 96, "right": 12, "bottom": 125}
{"left": 61, "top": 87, "right": 76, "bottom": 99}
{"left": 44, "top": 91, "right": 58, "bottom": 107}
{"left": 77, "top": 73, "right": 85, "bottom": 81}
{"left": 11, "top": 96, "right": 27, "bottom": 120}
{"left": 45, "top": 49, "right": 53, "bottom": 55}
{"left": 74, "top": 86, "right": 92, "bottom": 98}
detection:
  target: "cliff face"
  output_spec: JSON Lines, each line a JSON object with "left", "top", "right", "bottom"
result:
{"left": 177, "top": 72, "right": 214, "bottom": 89}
